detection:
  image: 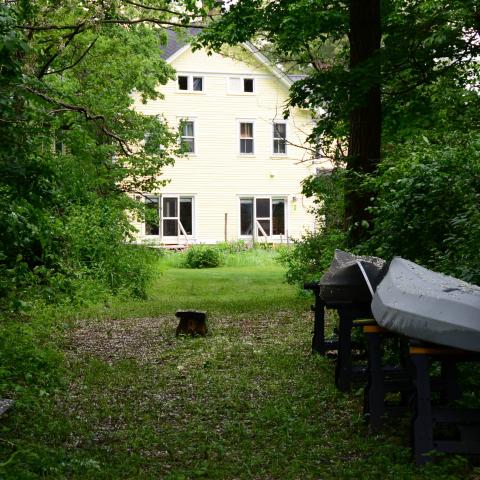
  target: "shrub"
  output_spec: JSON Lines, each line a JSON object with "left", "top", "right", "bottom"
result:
{"left": 361, "top": 133, "right": 480, "bottom": 284}
{"left": 278, "top": 229, "right": 346, "bottom": 287}
{"left": 184, "top": 246, "right": 223, "bottom": 269}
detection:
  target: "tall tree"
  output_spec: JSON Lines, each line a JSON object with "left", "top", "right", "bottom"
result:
{"left": 0, "top": 1, "right": 216, "bottom": 306}
{"left": 198, "top": 0, "right": 479, "bottom": 244}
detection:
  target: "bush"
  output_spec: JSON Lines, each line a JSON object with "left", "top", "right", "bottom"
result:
{"left": 361, "top": 133, "right": 480, "bottom": 284}
{"left": 184, "top": 246, "right": 223, "bottom": 269}
{"left": 278, "top": 229, "right": 346, "bottom": 287}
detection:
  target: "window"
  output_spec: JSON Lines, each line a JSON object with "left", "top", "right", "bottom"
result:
{"left": 145, "top": 195, "right": 194, "bottom": 238}
{"left": 273, "top": 122, "right": 287, "bottom": 154}
{"left": 177, "top": 75, "right": 204, "bottom": 92}
{"left": 229, "top": 77, "right": 255, "bottom": 93}
{"left": 145, "top": 196, "right": 160, "bottom": 236}
{"left": 240, "top": 122, "right": 254, "bottom": 154}
{"left": 240, "top": 197, "right": 286, "bottom": 237}
{"left": 243, "top": 78, "right": 254, "bottom": 92}
{"left": 181, "top": 120, "right": 195, "bottom": 153}
{"left": 192, "top": 77, "right": 203, "bottom": 91}
{"left": 178, "top": 76, "right": 188, "bottom": 90}
{"left": 240, "top": 199, "right": 254, "bottom": 235}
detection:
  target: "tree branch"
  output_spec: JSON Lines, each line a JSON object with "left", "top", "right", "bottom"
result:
{"left": 23, "top": 85, "right": 131, "bottom": 156}
{"left": 17, "top": 18, "right": 204, "bottom": 31}
{"left": 120, "top": 0, "right": 183, "bottom": 16}
{"left": 44, "top": 38, "right": 98, "bottom": 76}
{"left": 37, "top": 23, "right": 86, "bottom": 78}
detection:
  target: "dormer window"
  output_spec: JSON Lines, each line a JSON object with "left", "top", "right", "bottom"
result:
{"left": 177, "top": 75, "right": 204, "bottom": 92}
{"left": 229, "top": 77, "right": 255, "bottom": 94}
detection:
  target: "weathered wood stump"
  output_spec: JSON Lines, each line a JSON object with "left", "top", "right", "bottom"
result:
{"left": 175, "top": 310, "right": 207, "bottom": 337}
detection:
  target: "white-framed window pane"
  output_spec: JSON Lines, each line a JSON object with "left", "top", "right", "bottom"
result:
{"left": 183, "top": 121, "right": 194, "bottom": 137}
{"left": 145, "top": 196, "right": 160, "bottom": 235}
{"left": 181, "top": 121, "right": 195, "bottom": 153}
{"left": 163, "top": 197, "right": 178, "bottom": 218}
{"left": 240, "top": 122, "right": 253, "bottom": 138}
{"left": 179, "top": 197, "right": 193, "bottom": 235}
{"left": 243, "top": 78, "right": 254, "bottom": 92}
{"left": 272, "top": 199, "right": 285, "bottom": 235}
{"left": 193, "top": 77, "right": 203, "bottom": 91}
{"left": 240, "top": 139, "right": 253, "bottom": 154}
{"left": 240, "top": 122, "right": 254, "bottom": 154}
{"left": 163, "top": 219, "right": 178, "bottom": 236}
{"left": 274, "top": 139, "right": 286, "bottom": 154}
{"left": 273, "top": 123, "right": 286, "bottom": 154}
{"left": 178, "top": 76, "right": 188, "bottom": 90}
{"left": 229, "top": 77, "right": 241, "bottom": 93}
{"left": 273, "top": 123, "right": 286, "bottom": 139}
{"left": 182, "top": 138, "right": 195, "bottom": 153}
{"left": 240, "top": 198, "right": 253, "bottom": 235}
{"left": 257, "top": 219, "right": 271, "bottom": 236}
{"left": 256, "top": 198, "right": 270, "bottom": 218}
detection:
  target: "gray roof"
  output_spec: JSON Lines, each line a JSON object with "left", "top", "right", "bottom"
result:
{"left": 161, "top": 27, "right": 202, "bottom": 60}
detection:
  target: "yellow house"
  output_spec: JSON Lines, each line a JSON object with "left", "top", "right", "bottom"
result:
{"left": 131, "top": 29, "right": 318, "bottom": 246}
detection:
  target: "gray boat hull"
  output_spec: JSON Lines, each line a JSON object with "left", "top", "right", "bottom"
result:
{"left": 371, "top": 257, "right": 480, "bottom": 352}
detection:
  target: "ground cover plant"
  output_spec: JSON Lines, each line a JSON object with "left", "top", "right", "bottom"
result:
{"left": 0, "top": 250, "right": 476, "bottom": 479}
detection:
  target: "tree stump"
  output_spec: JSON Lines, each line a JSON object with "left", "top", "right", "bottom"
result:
{"left": 175, "top": 310, "right": 207, "bottom": 337}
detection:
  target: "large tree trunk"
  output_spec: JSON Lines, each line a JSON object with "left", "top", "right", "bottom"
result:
{"left": 345, "top": 0, "right": 381, "bottom": 246}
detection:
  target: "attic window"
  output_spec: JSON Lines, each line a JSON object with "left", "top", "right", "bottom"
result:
{"left": 178, "top": 76, "right": 188, "bottom": 90}
{"left": 243, "top": 78, "right": 254, "bottom": 92}
{"left": 193, "top": 77, "right": 203, "bottom": 91}
{"left": 177, "top": 75, "right": 204, "bottom": 92}
{"left": 229, "top": 77, "right": 255, "bottom": 94}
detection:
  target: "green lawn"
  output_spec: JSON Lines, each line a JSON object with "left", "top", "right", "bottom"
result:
{"left": 0, "top": 251, "right": 475, "bottom": 479}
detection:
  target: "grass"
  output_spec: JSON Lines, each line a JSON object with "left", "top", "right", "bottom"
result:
{"left": 0, "top": 249, "right": 477, "bottom": 479}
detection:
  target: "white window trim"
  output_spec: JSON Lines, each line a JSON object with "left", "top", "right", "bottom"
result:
{"left": 177, "top": 117, "right": 197, "bottom": 155}
{"left": 143, "top": 194, "right": 196, "bottom": 241}
{"left": 228, "top": 76, "right": 256, "bottom": 94}
{"left": 238, "top": 195, "right": 288, "bottom": 239}
{"left": 237, "top": 119, "right": 255, "bottom": 156}
{"left": 272, "top": 121, "right": 288, "bottom": 156}
{"left": 176, "top": 74, "right": 205, "bottom": 93}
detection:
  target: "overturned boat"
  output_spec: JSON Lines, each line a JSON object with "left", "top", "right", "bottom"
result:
{"left": 372, "top": 257, "right": 480, "bottom": 352}
{"left": 318, "top": 249, "right": 386, "bottom": 303}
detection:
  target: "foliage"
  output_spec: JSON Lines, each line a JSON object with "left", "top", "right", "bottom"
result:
{"left": 0, "top": 316, "right": 62, "bottom": 400}
{"left": 0, "top": 1, "right": 217, "bottom": 310}
{"left": 0, "top": 261, "right": 475, "bottom": 478}
{"left": 199, "top": 0, "right": 479, "bottom": 238}
{"left": 279, "top": 229, "right": 346, "bottom": 287}
{"left": 184, "top": 245, "right": 224, "bottom": 269}
{"left": 360, "top": 132, "right": 480, "bottom": 285}
{"left": 278, "top": 167, "right": 346, "bottom": 286}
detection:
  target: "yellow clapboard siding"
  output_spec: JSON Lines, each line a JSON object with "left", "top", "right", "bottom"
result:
{"left": 131, "top": 44, "right": 320, "bottom": 244}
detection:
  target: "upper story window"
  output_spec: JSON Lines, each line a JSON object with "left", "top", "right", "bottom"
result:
{"left": 178, "top": 75, "right": 204, "bottom": 92}
{"left": 229, "top": 77, "right": 255, "bottom": 94}
{"left": 273, "top": 122, "right": 287, "bottom": 155}
{"left": 239, "top": 122, "right": 254, "bottom": 154}
{"left": 180, "top": 120, "right": 195, "bottom": 153}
